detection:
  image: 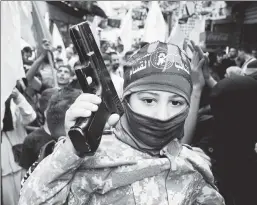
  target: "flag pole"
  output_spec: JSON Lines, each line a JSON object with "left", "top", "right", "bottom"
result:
{"left": 32, "top": 1, "right": 58, "bottom": 87}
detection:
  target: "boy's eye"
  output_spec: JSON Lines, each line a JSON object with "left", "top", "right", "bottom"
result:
{"left": 142, "top": 98, "right": 155, "bottom": 105}
{"left": 171, "top": 100, "right": 183, "bottom": 106}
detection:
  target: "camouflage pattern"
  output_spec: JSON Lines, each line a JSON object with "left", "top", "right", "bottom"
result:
{"left": 19, "top": 134, "right": 225, "bottom": 205}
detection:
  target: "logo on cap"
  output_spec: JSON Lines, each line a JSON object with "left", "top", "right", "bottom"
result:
{"left": 150, "top": 49, "right": 174, "bottom": 72}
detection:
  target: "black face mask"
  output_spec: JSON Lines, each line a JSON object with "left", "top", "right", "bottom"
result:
{"left": 123, "top": 102, "right": 188, "bottom": 149}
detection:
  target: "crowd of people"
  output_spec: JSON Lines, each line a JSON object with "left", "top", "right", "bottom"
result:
{"left": 1, "top": 23, "right": 257, "bottom": 205}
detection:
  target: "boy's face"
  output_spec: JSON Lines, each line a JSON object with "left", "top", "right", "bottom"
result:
{"left": 56, "top": 66, "right": 72, "bottom": 85}
{"left": 129, "top": 90, "right": 187, "bottom": 121}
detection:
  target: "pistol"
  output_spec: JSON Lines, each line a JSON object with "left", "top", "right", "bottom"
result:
{"left": 68, "top": 22, "right": 124, "bottom": 157}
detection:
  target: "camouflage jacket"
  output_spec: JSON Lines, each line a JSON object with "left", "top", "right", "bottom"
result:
{"left": 19, "top": 134, "right": 225, "bottom": 205}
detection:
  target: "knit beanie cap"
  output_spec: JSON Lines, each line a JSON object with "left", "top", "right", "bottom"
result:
{"left": 123, "top": 41, "right": 192, "bottom": 103}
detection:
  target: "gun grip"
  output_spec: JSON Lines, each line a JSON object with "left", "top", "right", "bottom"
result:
{"left": 68, "top": 101, "right": 110, "bottom": 156}
{"left": 68, "top": 119, "right": 92, "bottom": 157}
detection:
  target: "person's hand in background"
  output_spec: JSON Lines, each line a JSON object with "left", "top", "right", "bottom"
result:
{"left": 188, "top": 41, "right": 206, "bottom": 90}
{"left": 11, "top": 87, "right": 22, "bottom": 104}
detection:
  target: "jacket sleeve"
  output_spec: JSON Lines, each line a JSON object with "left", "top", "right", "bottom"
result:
{"left": 193, "top": 181, "right": 225, "bottom": 205}
{"left": 18, "top": 138, "right": 84, "bottom": 205}
{"left": 15, "top": 94, "right": 36, "bottom": 125}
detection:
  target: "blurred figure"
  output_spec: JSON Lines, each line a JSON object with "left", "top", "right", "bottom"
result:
{"left": 116, "top": 44, "right": 124, "bottom": 54}
{"left": 66, "top": 46, "right": 79, "bottom": 69}
{"left": 21, "top": 47, "right": 33, "bottom": 64}
{"left": 55, "top": 58, "right": 64, "bottom": 69}
{"left": 54, "top": 45, "right": 62, "bottom": 60}
{"left": 103, "top": 54, "right": 124, "bottom": 98}
{"left": 225, "top": 66, "right": 243, "bottom": 78}
{"left": 252, "top": 49, "right": 257, "bottom": 58}
{"left": 21, "top": 47, "right": 34, "bottom": 73}
{"left": 110, "top": 52, "right": 119, "bottom": 68}
{"left": 210, "top": 75, "right": 257, "bottom": 205}
{"left": 1, "top": 88, "right": 36, "bottom": 205}
{"left": 100, "top": 40, "right": 109, "bottom": 54}
{"left": 20, "top": 88, "right": 59, "bottom": 170}
{"left": 20, "top": 87, "right": 80, "bottom": 171}
{"left": 247, "top": 59, "right": 257, "bottom": 79}
{"left": 228, "top": 47, "right": 237, "bottom": 61}
{"left": 123, "top": 51, "right": 134, "bottom": 62}
{"left": 235, "top": 56, "right": 243, "bottom": 67}
{"left": 56, "top": 65, "right": 74, "bottom": 88}
{"left": 110, "top": 51, "right": 123, "bottom": 78}
{"left": 238, "top": 46, "right": 256, "bottom": 75}
{"left": 213, "top": 50, "right": 236, "bottom": 80}
{"left": 66, "top": 47, "right": 74, "bottom": 61}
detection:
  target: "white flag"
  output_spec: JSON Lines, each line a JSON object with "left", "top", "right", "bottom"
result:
{"left": 119, "top": 8, "right": 133, "bottom": 52}
{"left": 52, "top": 23, "right": 67, "bottom": 64}
{"left": 143, "top": 1, "right": 167, "bottom": 43}
{"left": 1, "top": 1, "right": 25, "bottom": 109}
{"left": 167, "top": 21, "right": 186, "bottom": 50}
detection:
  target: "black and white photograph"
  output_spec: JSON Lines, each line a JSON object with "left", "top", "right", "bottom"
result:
{"left": 1, "top": 1, "right": 257, "bottom": 205}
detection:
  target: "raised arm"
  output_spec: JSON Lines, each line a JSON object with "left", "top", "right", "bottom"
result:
{"left": 11, "top": 88, "right": 36, "bottom": 125}
{"left": 182, "top": 43, "right": 206, "bottom": 144}
{"left": 26, "top": 40, "right": 52, "bottom": 83}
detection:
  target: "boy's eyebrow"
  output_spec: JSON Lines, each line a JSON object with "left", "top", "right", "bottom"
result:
{"left": 169, "top": 94, "right": 183, "bottom": 99}
{"left": 137, "top": 91, "right": 159, "bottom": 97}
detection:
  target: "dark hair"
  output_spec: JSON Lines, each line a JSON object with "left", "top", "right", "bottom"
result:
{"left": 117, "top": 44, "right": 124, "bottom": 49}
{"left": 46, "top": 87, "right": 81, "bottom": 136}
{"left": 43, "top": 51, "right": 54, "bottom": 64}
{"left": 39, "top": 88, "right": 59, "bottom": 113}
{"left": 109, "top": 52, "right": 118, "bottom": 56}
{"left": 56, "top": 58, "right": 64, "bottom": 63}
{"left": 125, "top": 51, "right": 134, "bottom": 57}
{"left": 22, "top": 46, "right": 32, "bottom": 54}
{"left": 139, "top": 42, "right": 149, "bottom": 48}
{"left": 100, "top": 40, "right": 108, "bottom": 46}
{"left": 102, "top": 54, "right": 112, "bottom": 61}
{"left": 2, "top": 96, "right": 14, "bottom": 132}
{"left": 238, "top": 45, "right": 252, "bottom": 54}
{"left": 74, "top": 61, "right": 81, "bottom": 68}
{"left": 217, "top": 50, "right": 225, "bottom": 57}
